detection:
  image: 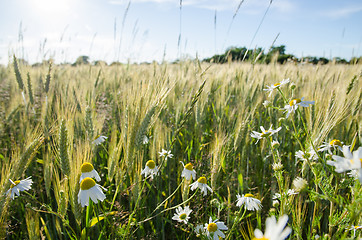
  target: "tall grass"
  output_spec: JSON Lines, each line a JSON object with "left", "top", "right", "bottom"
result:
{"left": 0, "top": 58, "right": 361, "bottom": 239}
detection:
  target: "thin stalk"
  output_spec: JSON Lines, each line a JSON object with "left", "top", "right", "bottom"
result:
{"left": 225, "top": 207, "right": 247, "bottom": 239}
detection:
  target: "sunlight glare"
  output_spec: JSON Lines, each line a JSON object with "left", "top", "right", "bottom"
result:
{"left": 31, "top": 0, "right": 72, "bottom": 17}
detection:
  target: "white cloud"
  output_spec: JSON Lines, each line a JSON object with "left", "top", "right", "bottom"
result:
{"left": 322, "top": 5, "right": 362, "bottom": 18}
{"left": 109, "top": 0, "right": 296, "bottom": 13}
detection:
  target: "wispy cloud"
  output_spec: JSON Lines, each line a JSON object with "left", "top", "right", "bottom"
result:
{"left": 322, "top": 5, "right": 362, "bottom": 18}
{"left": 109, "top": 0, "right": 174, "bottom": 5}
{"left": 109, "top": 0, "right": 296, "bottom": 13}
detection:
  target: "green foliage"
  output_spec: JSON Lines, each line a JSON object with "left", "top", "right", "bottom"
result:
{"left": 0, "top": 61, "right": 360, "bottom": 239}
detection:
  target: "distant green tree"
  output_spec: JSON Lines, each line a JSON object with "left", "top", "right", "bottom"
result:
{"left": 93, "top": 60, "right": 108, "bottom": 66}
{"left": 73, "top": 56, "right": 90, "bottom": 66}
{"left": 269, "top": 45, "right": 286, "bottom": 55}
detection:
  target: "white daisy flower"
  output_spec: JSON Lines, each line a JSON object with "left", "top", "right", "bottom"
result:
{"left": 141, "top": 160, "right": 159, "bottom": 180}
{"left": 78, "top": 177, "right": 106, "bottom": 207}
{"left": 295, "top": 148, "right": 318, "bottom": 162}
{"left": 347, "top": 169, "right": 359, "bottom": 180}
{"left": 79, "top": 162, "right": 101, "bottom": 183}
{"left": 7, "top": 177, "right": 33, "bottom": 200}
{"left": 236, "top": 194, "right": 262, "bottom": 211}
{"left": 190, "top": 177, "right": 213, "bottom": 196}
{"left": 292, "top": 177, "right": 308, "bottom": 192}
{"left": 159, "top": 149, "right": 173, "bottom": 160}
{"left": 271, "top": 140, "right": 280, "bottom": 148}
{"left": 93, "top": 135, "right": 108, "bottom": 145}
{"left": 204, "top": 217, "right": 228, "bottom": 240}
{"left": 318, "top": 139, "right": 343, "bottom": 153}
{"left": 253, "top": 215, "right": 291, "bottom": 240}
{"left": 263, "top": 100, "right": 272, "bottom": 108}
{"left": 142, "top": 135, "right": 149, "bottom": 144}
{"left": 180, "top": 162, "right": 196, "bottom": 181}
{"left": 283, "top": 97, "right": 314, "bottom": 118}
{"left": 195, "top": 224, "right": 206, "bottom": 236}
{"left": 263, "top": 78, "right": 290, "bottom": 97}
{"left": 272, "top": 193, "right": 281, "bottom": 200}
{"left": 287, "top": 189, "right": 298, "bottom": 196}
{"left": 348, "top": 225, "right": 362, "bottom": 238}
{"left": 250, "top": 125, "right": 282, "bottom": 144}
{"left": 327, "top": 146, "right": 362, "bottom": 182}
{"left": 172, "top": 206, "right": 192, "bottom": 224}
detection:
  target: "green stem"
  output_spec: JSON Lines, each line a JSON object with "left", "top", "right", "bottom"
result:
{"left": 150, "top": 178, "right": 185, "bottom": 216}
{"left": 122, "top": 179, "right": 147, "bottom": 240}
{"left": 225, "top": 207, "right": 247, "bottom": 239}
{"left": 85, "top": 200, "right": 92, "bottom": 239}
{"left": 137, "top": 189, "right": 198, "bottom": 224}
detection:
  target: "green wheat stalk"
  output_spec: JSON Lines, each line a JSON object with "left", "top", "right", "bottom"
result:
{"left": 59, "top": 119, "right": 70, "bottom": 176}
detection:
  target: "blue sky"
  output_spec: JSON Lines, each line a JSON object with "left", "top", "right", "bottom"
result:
{"left": 0, "top": 0, "right": 362, "bottom": 65}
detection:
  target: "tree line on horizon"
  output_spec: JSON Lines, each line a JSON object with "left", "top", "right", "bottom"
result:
{"left": 8, "top": 45, "right": 362, "bottom": 67}
{"left": 203, "top": 45, "right": 362, "bottom": 65}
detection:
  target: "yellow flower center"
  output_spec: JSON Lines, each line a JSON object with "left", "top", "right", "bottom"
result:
{"left": 261, "top": 131, "right": 271, "bottom": 138}
{"left": 207, "top": 222, "right": 218, "bottom": 233}
{"left": 185, "top": 163, "right": 193, "bottom": 170}
{"left": 273, "top": 82, "right": 281, "bottom": 87}
{"left": 146, "top": 160, "right": 156, "bottom": 169}
{"left": 179, "top": 213, "right": 187, "bottom": 220}
{"left": 244, "top": 193, "right": 254, "bottom": 198}
{"left": 352, "top": 159, "right": 362, "bottom": 166}
{"left": 94, "top": 134, "right": 100, "bottom": 140}
{"left": 289, "top": 98, "right": 302, "bottom": 106}
{"left": 329, "top": 139, "right": 342, "bottom": 147}
{"left": 252, "top": 237, "right": 269, "bottom": 240}
{"left": 81, "top": 162, "right": 94, "bottom": 173}
{"left": 197, "top": 177, "right": 207, "bottom": 184}
{"left": 10, "top": 180, "right": 21, "bottom": 188}
{"left": 80, "top": 177, "right": 96, "bottom": 190}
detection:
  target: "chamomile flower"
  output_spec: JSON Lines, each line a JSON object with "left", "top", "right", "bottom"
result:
{"left": 7, "top": 177, "right": 33, "bottom": 200}
{"left": 204, "top": 217, "right": 228, "bottom": 240}
{"left": 79, "top": 162, "right": 101, "bottom": 183}
{"left": 271, "top": 140, "right": 280, "bottom": 149}
{"left": 263, "top": 78, "right": 290, "bottom": 97}
{"left": 172, "top": 206, "right": 192, "bottom": 224}
{"left": 283, "top": 97, "right": 314, "bottom": 118}
{"left": 142, "top": 135, "right": 149, "bottom": 144}
{"left": 190, "top": 176, "right": 213, "bottom": 196}
{"left": 250, "top": 125, "right": 282, "bottom": 144}
{"left": 263, "top": 100, "right": 272, "bottom": 108}
{"left": 236, "top": 194, "right": 262, "bottom": 211}
{"left": 180, "top": 162, "right": 196, "bottom": 180}
{"left": 93, "top": 135, "right": 107, "bottom": 145}
{"left": 159, "top": 149, "right": 173, "bottom": 160}
{"left": 327, "top": 146, "right": 362, "bottom": 182}
{"left": 318, "top": 139, "right": 343, "bottom": 153}
{"left": 347, "top": 170, "right": 359, "bottom": 180}
{"left": 287, "top": 189, "right": 298, "bottom": 196}
{"left": 253, "top": 215, "right": 292, "bottom": 240}
{"left": 78, "top": 177, "right": 106, "bottom": 207}
{"left": 295, "top": 148, "right": 318, "bottom": 162}
{"left": 348, "top": 225, "right": 362, "bottom": 238}
{"left": 272, "top": 193, "right": 281, "bottom": 200}
{"left": 141, "top": 160, "right": 159, "bottom": 180}
{"left": 195, "top": 224, "right": 206, "bottom": 236}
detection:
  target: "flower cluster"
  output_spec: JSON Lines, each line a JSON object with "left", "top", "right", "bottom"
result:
{"left": 78, "top": 162, "right": 106, "bottom": 207}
